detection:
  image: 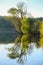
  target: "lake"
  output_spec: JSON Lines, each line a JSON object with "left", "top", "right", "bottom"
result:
{"left": 0, "top": 35, "right": 43, "bottom": 65}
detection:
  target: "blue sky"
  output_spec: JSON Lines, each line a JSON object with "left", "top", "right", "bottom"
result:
{"left": 0, "top": 0, "right": 43, "bottom": 18}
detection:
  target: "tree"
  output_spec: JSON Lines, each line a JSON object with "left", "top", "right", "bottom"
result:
{"left": 8, "top": 2, "right": 27, "bottom": 19}
{"left": 8, "top": 2, "right": 27, "bottom": 33}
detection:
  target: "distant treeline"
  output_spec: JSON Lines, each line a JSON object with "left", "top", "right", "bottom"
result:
{"left": 0, "top": 16, "right": 43, "bottom": 42}
{"left": 3, "top": 16, "right": 43, "bottom": 36}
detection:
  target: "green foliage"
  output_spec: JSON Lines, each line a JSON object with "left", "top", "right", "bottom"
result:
{"left": 21, "top": 35, "right": 30, "bottom": 52}
{"left": 33, "top": 20, "right": 40, "bottom": 31}
{"left": 8, "top": 8, "right": 18, "bottom": 16}
{"left": 21, "top": 17, "right": 30, "bottom": 34}
{"left": 39, "top": 37, "right": 43, "bottom": 48}
{"left": 8, "top": 2, "right": 27, "bottom": 33}
{"left": 8, "top": 2, "right": 26, "bottom": 19}
{"left": 39, "top": 21, "right": 43, "bottom": 35}
{"left": 21, "top": 35, "right": 30, "bottom": 44}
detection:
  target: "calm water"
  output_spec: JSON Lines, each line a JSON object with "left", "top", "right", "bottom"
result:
{"left": 0, "top": 35, "right": 43, "bottom": 65}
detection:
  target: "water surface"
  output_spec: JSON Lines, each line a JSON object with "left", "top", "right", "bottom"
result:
{"left": 0, "top": 35, "right": 43, "bottom": 65}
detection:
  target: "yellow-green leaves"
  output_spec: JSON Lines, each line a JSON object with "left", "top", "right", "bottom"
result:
{"left": 39, "top": 21, "right": 43, "bottom": 35}
{"left": 21, "top": 17, "right": 30, "bottom": 34}
{"left": 39, "top": 37, "right": 43, "bottom": 48}
{"left": 21, "top": 35, "right": 30, "bottom": 52}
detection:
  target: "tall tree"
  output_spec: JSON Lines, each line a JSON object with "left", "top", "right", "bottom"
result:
{"left": 8, "top": 2, "right": 27, "bottom": 19}
{"left": 8, "top": 2, "right": 27, "bottom": 33}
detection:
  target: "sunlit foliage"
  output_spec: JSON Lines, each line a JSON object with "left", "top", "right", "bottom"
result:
{"left": 39, "top": 21, "right": 43, "bottom": 35}
{"left": 39, "top": 37, "right": 43, "bottom": 48}
{"left": 21, "top": 17, "right": 30, "bottom": 34}
{"left": 21, "top": 35, "right": 30, "bottom": 52}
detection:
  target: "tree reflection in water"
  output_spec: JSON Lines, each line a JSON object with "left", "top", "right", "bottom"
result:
{"left": 7, "top": 34, "right": 43, "bottom": 65}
